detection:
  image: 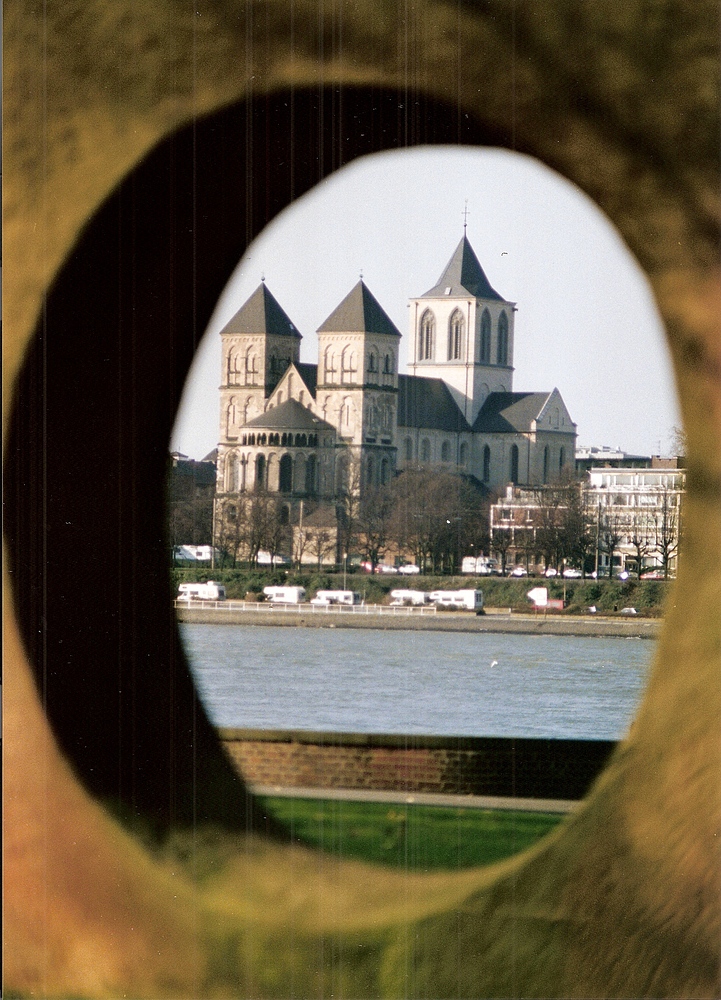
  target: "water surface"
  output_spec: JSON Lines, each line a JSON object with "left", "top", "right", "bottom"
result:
{"left": 181, "top": 624, "right": 652, "bottom": 740}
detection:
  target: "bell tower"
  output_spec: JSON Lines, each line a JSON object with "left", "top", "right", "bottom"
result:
{"left": 218, "top": 281, "right": 302, "bottom": 443}
{"left": 316, "top": 279, "right": 401, "bottom": 490}
{"left": 408, "top": 232, "right": 516, "bottom": 425}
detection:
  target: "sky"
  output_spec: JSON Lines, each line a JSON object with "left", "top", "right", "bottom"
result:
{"left": 170, "top": 146, "right": 680, "bottom": 461}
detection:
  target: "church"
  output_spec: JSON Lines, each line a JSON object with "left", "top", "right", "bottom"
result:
{"left": 215, "top": 231, "right": 577, "bottom": 504}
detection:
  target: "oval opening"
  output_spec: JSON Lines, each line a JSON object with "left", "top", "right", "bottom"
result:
{"left": 170, "top": 146, "right": 682, "bottom": 864}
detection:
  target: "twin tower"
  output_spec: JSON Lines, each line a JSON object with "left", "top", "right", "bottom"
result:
{"left": 217, "top": 232, "right": 575, "bottom": 499}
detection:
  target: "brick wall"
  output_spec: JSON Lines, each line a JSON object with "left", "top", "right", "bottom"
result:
{"left": 219, "top": 729, "right": 616, "bottom": 801}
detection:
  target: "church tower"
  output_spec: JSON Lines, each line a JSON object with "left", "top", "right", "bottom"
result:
{"left": 316, "top": 279, "right": 400, "bottom": 490}
{"left": 218, "top": 281, "right": 301, "bottom": 442}
{"left": 408, "top": 233, "right": 516, "bottom": 425}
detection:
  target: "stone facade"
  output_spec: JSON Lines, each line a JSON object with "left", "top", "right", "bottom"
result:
{"left": 215, "top": 233, "right": 577, "bottom": 514}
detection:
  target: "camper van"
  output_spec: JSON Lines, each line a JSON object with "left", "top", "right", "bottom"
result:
{"left": 462, "top": 556, "right": 499, "bottom": 575}
{"left": 310, "top": 590, "right": 363, "bottom": 606}
{"left": 428, "top": 589, "right": 484, "bottom": 612}
{"left": 262, "top": 586, "right": 306, "bottom": 605}
{"left": 177, "top": 581, "right": 227, "bottom": 602}
{"left": 389, "top": 589, "right": 430, "bottom": 606}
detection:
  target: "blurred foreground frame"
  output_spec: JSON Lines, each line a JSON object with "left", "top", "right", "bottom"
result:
{"left": 3, "top": 2, "right": 720, "bottom": 997}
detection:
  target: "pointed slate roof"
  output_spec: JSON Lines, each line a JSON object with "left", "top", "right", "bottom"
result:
{"left": 219, "top": 283, "right": 301, "bottom": 339}
{"left": 317, "top": 280, "right": 401, "bottom": 337}
{"left": 397, "top": 375, "right": 470, "bottom": 432}
{"left": 244, "top": 397, "right": 335, "bottom": 432}
{"left": 295, "top": 362, "right": 318, "bottom": 396}
{"left": 472, "top": 392, "right": 552, "bottom": 434}
{"left": 422, "top": 235, "right": 504, "bottom": 300}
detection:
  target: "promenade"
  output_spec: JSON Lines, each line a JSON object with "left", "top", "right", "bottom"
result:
{"left": 176, "top": 603, "right": 661, "bottom": 639}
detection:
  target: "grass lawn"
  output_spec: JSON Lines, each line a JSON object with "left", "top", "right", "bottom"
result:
{"left": 260, "top": 796, "right": 564, "bottom": 871}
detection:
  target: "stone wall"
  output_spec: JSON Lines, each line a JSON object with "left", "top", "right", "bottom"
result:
{"left": 219, "top": 729, "right": 616, "bottom": 801}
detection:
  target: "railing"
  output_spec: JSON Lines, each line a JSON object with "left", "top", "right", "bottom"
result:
{"left": 175, "top": 599, "right": 439, "bottom": 616}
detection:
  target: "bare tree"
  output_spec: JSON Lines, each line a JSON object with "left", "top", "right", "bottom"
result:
{"left": 357, "top": 485, "right": 394, "bottom": 570}
{"left": 654, "top": 486, "right": 681, "bottom": 579}
{"left": 598, "top": 503, "right": 624, "bottom": 579}
{"left": 335, "top": 454, "right": 363, "bottom": 563}
{"left": 491, "top": 526, "right": 513, "bottom": 575}
{"left": 629, "top": 510, "right": 655, "bottom": 577}
{"left": 389, "top": 467, "right": 488, "bottom": 574}
{"left": 308, "top": 528, "right": 336, "bottom": 569}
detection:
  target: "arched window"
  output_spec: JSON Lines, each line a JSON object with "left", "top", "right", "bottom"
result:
{"left": 497, "top": 312, "right": 509, "bottom": 366}
{"left": 510, "top": 444, "right": 519, "bottom": 484}
{"left": 460, "top": 442, "right": 469, "bottom": 466}
{"left": 295, "top": 433, "right": 307, "bottom": 447}
{"left": 341, "top": 348, "right": 358, "bottom": 384}
{"left": 383, "top": 353, "right": 391, "bottom": 374}
{"left": 367, "top": 349, "right": 378, "bottom": 381}
{"left": 405, "top": 437, "right": 413, "bottom": 462}
{"left": 245, "top": 348, "right": 258, "bottom": 385}
{"left": 226, "top": 397, "right": 238, "bottom": 436}
{"left": 226, "top": 452, "right": 238, "bottom": 492}
{"left": 228, "top": 348, "right": 243, "bottom": 386}
{"left": 559, "top": 447, "right": 565, "bottom": 473}
{"left": 279, "top": 505, "right": 290, "bottom": 526}
{"left": 279, "top": 454, "right": 293, "bottom": 493}
{"left": 324, "top": 347, "right": 338, "bottom": 383}
{"left": 305, "top": 454, "right": 317, "bottom": 495}
{"left": 341, "top": 396, "right": 353, "bottom": 432}
{"left": 293, "top": 453, "right": 306, "bottom": 492}
{"left": 480, "top": 309, "right": 491, "bottom": 364}
{"left": 380, "top": 457, "right": 390, "bottom": 485}
{"left": 418, "top": 310, "right": 435, "bottom": 361}
{"left": 366, "top": 454, "right": 375, "bottom": 487}
{"left": 543, "top": 445, "right": 550, "bottom": 484}
{"left": 441, "top": 440, "right": 451, "bottom": 462}
{"left": 483, "top": 445, "right": 491, "bottom": 482}
{"left": 255, "top": 453, "right": 266, "bottom": 490}
{"left": 421, "top": 438, "right": 431, "bottom": 462}
{"left": 448, "top": 310, "right": 464, "bottom": 360}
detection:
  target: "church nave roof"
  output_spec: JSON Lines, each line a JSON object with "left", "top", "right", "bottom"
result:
{"left": 397, "top": 374, "right": 470, "bottom": 432}
{"left": 472, "top": 391, "right": 554, "bottom": 434}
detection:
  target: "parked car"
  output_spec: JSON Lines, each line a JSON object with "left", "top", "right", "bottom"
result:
{"left": 562, "top": 568, "right": 583, "bottom": 578}
{"left": 374, "top": 563, "right": 398, "bottom": 574}
{"left": 544, "top": 567, "right": 558, "bottom": 577}
{"left": 641, "top": 570, "right": 664, "bottom": 580}
{"left": 397, "top": 564, "right": 420, "bottom": 575}
{"left": 618, "top": 570, "right": 638, "bottom": 581}
{"left": 620, "top": 607, "right": 638, "bottom": 615}
{"left": 508, "top": 565, "right": 528, "bottom": 577}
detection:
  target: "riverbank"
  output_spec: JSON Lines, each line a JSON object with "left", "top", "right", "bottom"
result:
{"left": 177, "top": 605, "right": 661, "bottom": 639}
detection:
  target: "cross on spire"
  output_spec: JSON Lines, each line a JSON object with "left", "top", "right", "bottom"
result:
{"left": 462, "top": 200, "right": 470, "bottom": 232}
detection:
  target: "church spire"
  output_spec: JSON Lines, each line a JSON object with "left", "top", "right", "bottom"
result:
{"left": 421, "top": 234, "right": 503, "bottom": 300}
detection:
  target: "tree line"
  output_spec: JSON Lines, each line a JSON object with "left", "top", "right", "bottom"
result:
{"left": 169, "top": 462, "right": 682, "bottom": 579}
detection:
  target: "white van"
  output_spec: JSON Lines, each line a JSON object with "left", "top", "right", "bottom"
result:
{"left": 262, "top": 586, "right": 306, "bottom": 604}
{"left": 177, "top": 581, "right": 227, "bottom": 602}
{"left": 311, "top": 590, "right": 363, "bottom": 606}
{"left": 462, "top": 556, "right": 499, "bottom": 575}
{"left": 389, "top": 589, "right": 429, "bottom": 606}
{"left": 428, "top": 589, "right": 484, "bottom": 612}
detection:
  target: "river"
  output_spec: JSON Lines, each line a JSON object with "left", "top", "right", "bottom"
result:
{"left": 180, "top": 624, "right": 653, "bottom": 740}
